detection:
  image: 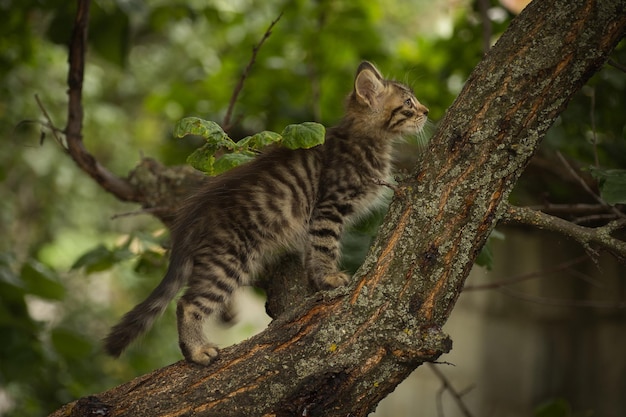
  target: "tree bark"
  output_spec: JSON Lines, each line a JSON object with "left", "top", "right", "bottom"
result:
{"left": 50, "top": 0, "right": 626, "bottom": 416}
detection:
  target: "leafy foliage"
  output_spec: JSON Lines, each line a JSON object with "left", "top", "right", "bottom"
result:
{"left": 174, "top": 117, "right": 325, "bottom": 175}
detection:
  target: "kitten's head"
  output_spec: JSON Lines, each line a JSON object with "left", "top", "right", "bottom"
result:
{"left": 347, "top": 61, "right": 429, "bottom": 139}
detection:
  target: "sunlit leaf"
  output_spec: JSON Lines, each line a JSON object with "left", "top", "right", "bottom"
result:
{"left": 186, "top": 144, "right": 217, "bottom": 175}
{"left": 238, "top": 131, "right": 282, "bottom": 150}
{"left": 213, "top": 153, "right": 256, "bottom": 175}
{"left": 281, "top": 122, "right": 326, "bottom": 149}
{"left": 174, "top": 117, "right": 233, "bottom": 150}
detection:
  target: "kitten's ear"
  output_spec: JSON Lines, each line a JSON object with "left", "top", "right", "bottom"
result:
{"left": 354, "top": 61, "right": 385, "bottom": 108}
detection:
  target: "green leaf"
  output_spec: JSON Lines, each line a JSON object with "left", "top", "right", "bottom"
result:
{"left": 213, "top": 153, "right": 256, "bottom": 175}
{"left": 176, "top": 118, "right": 247, "bottom": 175}
{"left": 20, "top": 260, "right": 65, "bottom": 301}
{"left": 238, "top": 131, "right": 282, "bottom": 150}
{"left": 174, "top": 117, "right": 232, "bottom": 149}
{"left": 71, "top": 245, "right": 133, "bottom": 274}
{"left": 186, "top": 144, "right": 217, "bottom": 175}
{"left": 281, "top": 122, "right": 326, "bottom": 150}
{"left": 51, "top": 328, "right": 93, "bottom": 359}
{"left": 590, "top": 167, "right": 626, "bottom": 205}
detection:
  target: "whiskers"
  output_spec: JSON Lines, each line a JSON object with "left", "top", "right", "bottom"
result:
{"left": 410, "top": 117, "right": 436, "bottom": 149}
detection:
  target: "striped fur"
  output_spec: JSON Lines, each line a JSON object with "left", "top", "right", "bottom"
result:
{"left": 104, "top": 61, "right": 429, "bottom": 365}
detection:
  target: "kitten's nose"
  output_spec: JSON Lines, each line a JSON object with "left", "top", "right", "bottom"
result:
{"left": 421, "top": 107, "right": 429, "bottom": 117}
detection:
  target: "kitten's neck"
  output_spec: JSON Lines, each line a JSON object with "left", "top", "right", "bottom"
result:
{"left": 327, "top": 117, "right": 394, "bottom": 181}
{"left": 332, "top": 116, "right": 396, "bottom": 151}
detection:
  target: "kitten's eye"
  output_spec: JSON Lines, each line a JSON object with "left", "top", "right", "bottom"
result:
{"left": 404, "top": 98, "right": 412, "bottom": 107}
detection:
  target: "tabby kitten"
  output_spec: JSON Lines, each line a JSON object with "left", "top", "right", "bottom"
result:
{"left": 104, "top": 61, "right": 429, "bottom": 366}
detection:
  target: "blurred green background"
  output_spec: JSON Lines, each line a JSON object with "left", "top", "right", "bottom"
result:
{"left": 1, "top": 1, "right": 624, "bottom": 416}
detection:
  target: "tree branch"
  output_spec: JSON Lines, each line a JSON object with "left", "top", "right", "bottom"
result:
{"left": 222, "top": 12, "right": 283, "bottom": 131}
{"left": 429, "top": 363, "right": 475, "bottom": 417}
{"left": 501, "top": 204, "right": 626, "bottom": 261}
{"left": 64, "top": 0, "right": 140, "bottom": 203}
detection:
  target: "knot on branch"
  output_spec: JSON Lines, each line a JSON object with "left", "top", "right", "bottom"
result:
{"left": 126, "top": 158, "right": 206, "bottom": 224}
{"left": 387, "top": 325, "right": 452, "bottom": 363}
{"left": 69, "top": 396, "right": 111, "bottom": 417}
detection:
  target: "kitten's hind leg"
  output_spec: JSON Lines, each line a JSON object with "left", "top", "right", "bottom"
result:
{"left": 219, "top": 298, "right": 237, "bottom": 324}
{"left": 176, "top": 296, "right": 219, "bottom": 365}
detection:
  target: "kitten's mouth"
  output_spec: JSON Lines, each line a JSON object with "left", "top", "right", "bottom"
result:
{"left": 413, "top": 116, "right": 428, "bottom": 132}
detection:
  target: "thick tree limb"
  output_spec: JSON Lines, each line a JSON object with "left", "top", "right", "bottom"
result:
{"left": 48, "top": 0, "right": 626, "bottom": 416}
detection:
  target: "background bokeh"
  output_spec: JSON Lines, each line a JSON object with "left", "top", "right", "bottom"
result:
{"left": 1, "top": 1, "right": 624, "bottom": 416}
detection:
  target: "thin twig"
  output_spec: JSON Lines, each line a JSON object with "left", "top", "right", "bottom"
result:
{"left": 501, "top": 204, "right": 626, "bottom": 261}
{"left": 34, "top": 94, "right": 66, "bottom": 148}
{"left": 573, "top": 213, "right": 622, "bottom": 225}
{"left": 428, "top": 363, "right": 475, "bottom": 417}
{"left": 498, "top": 286, "right": 626, "bottom": 309}
{"left": 555, "top": 151, "right": 624, "bottom": 219}
{"left": 222, "top": 12, "right": 283, "bottom": 130}
{"left": 463, "top": 255, "right": 589, "bottom": 291}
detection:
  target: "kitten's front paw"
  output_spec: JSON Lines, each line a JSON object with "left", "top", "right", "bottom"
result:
{"left": 185, "top": 344, "right": 220, "bottom": 366}
{"left": 321, "top": 272, "right": 350, "bottom": 289}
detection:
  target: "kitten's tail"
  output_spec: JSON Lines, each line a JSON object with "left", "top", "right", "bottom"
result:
{"left": 103, "top": 253, "right": 193, "bottom": 357}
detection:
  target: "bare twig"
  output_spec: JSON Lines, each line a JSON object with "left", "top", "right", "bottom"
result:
{"left": 428, "top": 363, "right": 475, "bottom": 417}
{"left": 498, "top": 286, "right": 626, "bottom": 309}
{"left": 572, "top": 213, "right": 622, "bottom": 225}
{"left": 222, "top": 12, "right": 283, "bottom": 130}
{"left": 526, "top": 202, "right": 622, "bottom": 225}
{"left": 463, "top": 255, "right": 589, "bottom": 291}
{"left": 500, "top": 204, "right": 626, "bottom": 261}
{"left": 34, "top": 94, "right": 66, "bottom": 148}
{"left": 555, "top": 151, "right": 624, "bottom": 219}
